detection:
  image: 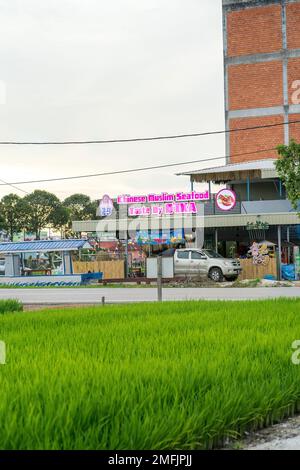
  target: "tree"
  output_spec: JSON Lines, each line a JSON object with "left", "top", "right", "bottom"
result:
{"left": 276, "top": 140, "right": 300, "bottom": 214}
{"left": 63, "top": 194, "right": 97, "bottom": 221}
{"left": 63, "top": 194, "right": 97, "bottom": 236}
{"left": 22, "top": 190, "right": 64, "bottom": 239}
{"left": 0, "top": 194, "right": 26, "bottom": 241}
{"left": 51, "top": 205, "right": 70, "bottom": 238}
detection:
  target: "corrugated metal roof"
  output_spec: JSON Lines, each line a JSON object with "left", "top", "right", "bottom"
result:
{"left": 0, "top": 239, "right": 92, "bottom": 253}
{"left": 177, "top": 159, "right": 277, "bottom": 176}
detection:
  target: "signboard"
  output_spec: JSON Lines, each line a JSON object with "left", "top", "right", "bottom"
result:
{"left": 215, "top": 189, "right": 237, "bottom": 212}
{"left": 248, "top": 242, "right": 269, "bottom": 266}
{"left": 117, "top": 191, "right": 209, "bottom": 216}
{"left": 135, "top": 229, "right": 184, "bottom": 246}
{"left": 13, "top": 231, "right": 49, "bottom": 242}
{"left": 146, "top": 257, "right": 174, "bottom": 279}
{"left": 98, "top": 195, "right": 114, "bottom": 217}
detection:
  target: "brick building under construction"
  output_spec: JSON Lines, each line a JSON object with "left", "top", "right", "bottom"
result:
{"left": 179, "top": 0, "right": 300, "bottom": 277}
{"left": 223, "top": 0, "right": 300, "bottom": 162}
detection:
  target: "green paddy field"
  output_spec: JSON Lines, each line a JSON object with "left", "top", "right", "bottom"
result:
{"left": 0, "top": 298, "right": 300, "bottom": 450}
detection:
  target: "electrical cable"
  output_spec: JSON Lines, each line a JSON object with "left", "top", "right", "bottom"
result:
{"left": 0, "top": 146, "right": 278, "bottom": 186}
{"left": 0, "top": 119, "right": 298, "bottom": 145}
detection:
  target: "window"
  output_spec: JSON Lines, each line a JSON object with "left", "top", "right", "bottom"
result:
{"left": 177, "top": 251, "right": 190, "bottom": 260}
{"left": 203, "top": 250, "right": 224, "bottom": 259}
{"left": 191, "top": 252, "right": 206, "bottom": 260}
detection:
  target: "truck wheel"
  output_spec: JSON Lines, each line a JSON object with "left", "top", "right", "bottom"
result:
{"left": 209, "top": 267, "right": 224, "bottom": 283}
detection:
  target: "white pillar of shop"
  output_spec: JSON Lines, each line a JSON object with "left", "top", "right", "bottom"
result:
{"left": 215, "top": 228, "right": 218, "bottom": 253}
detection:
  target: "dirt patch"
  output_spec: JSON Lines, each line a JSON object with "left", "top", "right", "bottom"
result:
{"left": 168, "top": 276, "right": 223, "bottom": 288}
{"left": 225, "top": 415, "right": 300, "bottom": 450}
{"left": 23, "top": 304, "right": 101, "bottom": 311}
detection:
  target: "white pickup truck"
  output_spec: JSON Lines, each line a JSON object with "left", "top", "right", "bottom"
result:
{"left": 173, "top": 248, "right": 242, "bottom": 282}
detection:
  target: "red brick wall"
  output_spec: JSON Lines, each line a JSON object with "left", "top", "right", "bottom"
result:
{"left": 225, "top": 1, "right": 300, "bottom": 164}
{"left": 228, "top": 62, "right": 283, "bottom": 110}
{"left": 287, "top": 2, "right": 300, "bottom": 50}
{"left": 229, "top": 115, "right": 284, "bottom": 163}
{"left": 288, "top": 58, "right": 300, "bottom": 105}
{"left": 227, "top": 5, "right": 282, "bottom": 57}
{"left": 289, "top": 114, "right": 300, "bottom": 143}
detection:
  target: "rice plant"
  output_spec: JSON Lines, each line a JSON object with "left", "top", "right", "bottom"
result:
{"left": 0, "top": 299, "right": 23, "bottom": 314}
{"left": 0, "top": 299, "right": 299, "bottom": 449}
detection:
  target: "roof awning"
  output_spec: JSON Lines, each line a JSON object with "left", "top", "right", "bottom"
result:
{"left": 0, "top": 239, "right": 92, "bottom": 254}
{"left": 177, "top": 159, "right": 278, "bottom": 183}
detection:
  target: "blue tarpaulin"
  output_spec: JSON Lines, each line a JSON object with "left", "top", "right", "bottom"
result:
{"left": 282, "top": 264, "right": 296, "bottom": 281}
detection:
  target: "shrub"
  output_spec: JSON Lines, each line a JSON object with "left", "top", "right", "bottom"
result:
{"left": 0, "top": 299, "right": 23, "bottom": 314}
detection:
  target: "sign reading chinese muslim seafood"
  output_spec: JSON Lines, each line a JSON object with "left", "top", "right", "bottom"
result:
{"left": 117, "top": 190, "right": 210, "bottom": 216}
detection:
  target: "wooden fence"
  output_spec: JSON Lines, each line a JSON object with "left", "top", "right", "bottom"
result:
{"left": 238, "top": 258, "right": 277, "bottom": 281}
{"left": 73, "top": 260, "right": 125, "bottom": 280}
{"left": 73, "top": 258, "right": 277, "bottom": 282}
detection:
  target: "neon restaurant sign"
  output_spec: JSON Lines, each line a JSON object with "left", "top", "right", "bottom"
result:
{"left": 117, "top": 191, "right": 210, "bottom": 216}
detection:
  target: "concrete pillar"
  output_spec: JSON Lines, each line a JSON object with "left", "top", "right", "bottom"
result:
{"left": 215, "top": 228, "right": 218, "bottom": 253}
{"left": 209, "top": 181, "right": 212, "bottom": 200}
{"left": 247, "top": 177, "right": 251, "bottom": 202}
{"left": 63, "top": 252, "right": 73, "bottom": 275}
{"left": 281, "top": 1, "right": 290, "bottom": 146}
{"left": 125, "top": 237, "right": 129, "bottom": 278}
{"left": 287, "top": 226, "right": 291, "bottom": 264}
{"left": 190, "top": 177, "right": 194, "bottom": 192}
{"left": 279, "top": 179, "right": 283, "bottom": 199}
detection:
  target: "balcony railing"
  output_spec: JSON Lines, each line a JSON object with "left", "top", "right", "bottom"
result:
{"left": 204, "top": 199, "right": 295, "bottom": 216}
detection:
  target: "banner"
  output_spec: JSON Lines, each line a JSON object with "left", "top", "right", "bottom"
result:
{"left": 135, "top": 229, "right": 184, "bottom": 246}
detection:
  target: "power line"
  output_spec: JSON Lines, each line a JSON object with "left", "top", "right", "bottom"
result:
{"left": 0, "top": 119, "right": 298, "bottom": 145}
{"left": 0, "top": 146, "right": 277, "bottom": 187}
{"left": 0, "top": 178, "right": 29, "bottom": 194}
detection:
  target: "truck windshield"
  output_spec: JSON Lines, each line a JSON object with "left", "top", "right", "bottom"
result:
{"left": 203, "top": 250, "right": 224, "bottom": 259}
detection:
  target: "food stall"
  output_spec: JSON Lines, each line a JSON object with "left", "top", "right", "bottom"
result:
{"left": 0, "top": 239, "right": 103, "bottom": 286}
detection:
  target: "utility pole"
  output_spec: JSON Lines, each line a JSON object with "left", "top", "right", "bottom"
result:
{"left": 125, "top": 235, "right": 129, "bottom": 278}
{"left": 157, "top": 255, "right": 163, "bottom": 302}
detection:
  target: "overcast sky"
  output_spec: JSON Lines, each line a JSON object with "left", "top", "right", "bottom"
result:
{"left": 0, "top": 0, "right": 225, "bottom": 201}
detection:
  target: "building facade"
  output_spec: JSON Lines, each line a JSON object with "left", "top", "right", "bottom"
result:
{"left": 223, "top": 0, "right": 300, "bottom": 163}
{"left": 179, "top": 0, "right": 300, "bottom": 277}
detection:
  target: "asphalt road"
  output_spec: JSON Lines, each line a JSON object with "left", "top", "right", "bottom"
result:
{"left": 0, "top": 287, "right": 299, "bottom": 304}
